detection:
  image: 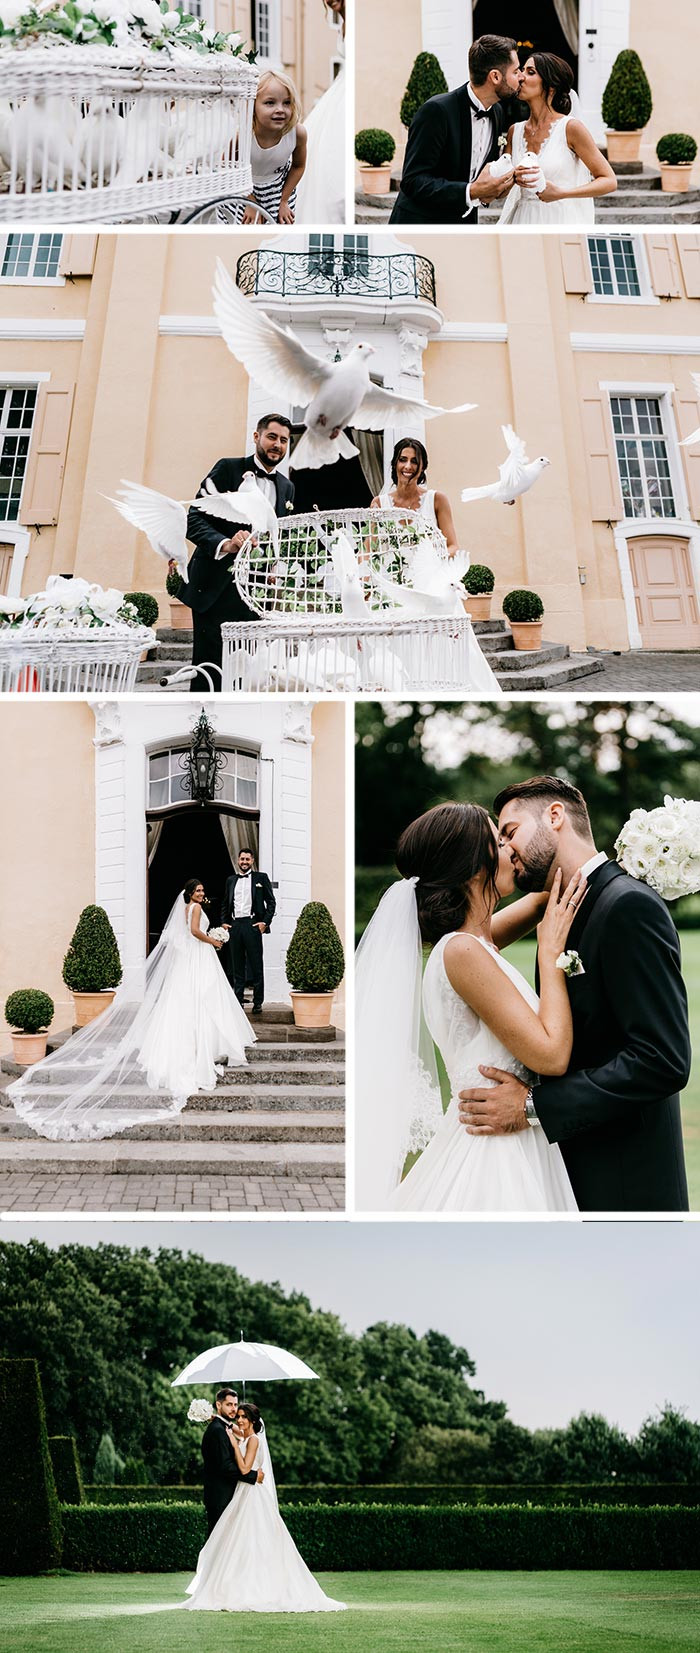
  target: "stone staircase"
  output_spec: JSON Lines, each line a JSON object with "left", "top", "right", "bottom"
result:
{"left": 139, "top": 621, "right": 602, "bottom": 693}
{"left": 356, "top": 162, "right": 700, "bottom": 227}
{"left": 0, "top": 1005, "right": 345, "bottom": 1204}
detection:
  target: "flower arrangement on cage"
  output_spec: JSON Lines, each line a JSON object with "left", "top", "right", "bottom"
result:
{"left": 0, "top": 575, "right": 154, "bottom": 634}
{"left": 0, "top": 1, "right": 252, "bottom": 59}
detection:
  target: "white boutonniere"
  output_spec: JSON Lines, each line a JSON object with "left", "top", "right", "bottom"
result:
{"left": 556, "top": 950, "right": 585, "bottom": 978}
{"left": 285, "top": 500, "right": 295, "bottom": 512}
{"left": 498, "top": 134, "right": 508, "bottom": 155}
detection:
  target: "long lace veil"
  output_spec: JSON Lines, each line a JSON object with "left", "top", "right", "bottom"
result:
{"left": 8, "top": 891, "right": 192, "bottom": 1141}
{"left": 355, "top": 877, "right": 443, "bottom": 1209}
{"left": 256, "top": 1417, "right": 278, "bottom": 1510}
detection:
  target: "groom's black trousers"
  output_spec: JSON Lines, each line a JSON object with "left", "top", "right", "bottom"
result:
{"left": 230, "top": 917, "right": 265, "bottom": 1010}
{"left": 189, "top": 587, "right": 257, "bottom": 695}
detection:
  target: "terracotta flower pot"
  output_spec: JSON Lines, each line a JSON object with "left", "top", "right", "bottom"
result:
{"left": 605, "top": 129, "right": 644, "bottom": 164}
{"left": 72, "top": 990, "right": 117, "bottom": 1028}
{"left": 289, "top": 991, "right": 334, "bottom": 1029}
{"left": 508, "top": 620, "right": 544, "bottom": 652}
{"left": 169, "top": 600, "right": 192, "bottom": 631}
{"left": 10, "top": 1031, "right": 48, "bottom": 1065}
{"left": 358, "top": 163, "right": 393, "bottom": 196}
{"left": 659, "top": 162, "right": 694, "bottom": 193}
{"left": 461, "top": 594, "right": 492, "bottom": 621}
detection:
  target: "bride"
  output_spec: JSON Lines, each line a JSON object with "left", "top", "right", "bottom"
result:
{"left": 295, "top": 0, "right": 346, "bottom": 223}
{"left": 184, "top": 1403, "right": 346, "bottom": 1614}
{"left": 8, "top": 880, "right": 254, "bottom": 1141}
{"left": 498, "top": 52, "right": 616, "bottom": 225}
{"left": 355, "top": 801, "right": 586, "bottom": 1212}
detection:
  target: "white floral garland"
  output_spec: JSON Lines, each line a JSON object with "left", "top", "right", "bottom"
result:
{"left": 0, "top": 1, "right": 251, "bottom": 58}
{"left": 0, "top": 575, "right": 155, "bottom": 634}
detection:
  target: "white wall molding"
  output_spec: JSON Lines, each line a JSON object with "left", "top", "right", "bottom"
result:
{"left": 437, "top": 322, "right": 508, "bottom": 343}
{"left": 0, "top": 320, "right": 85, "bottom": 340}
{"left": 572, "top": 333, "right": 700, "bottom": 355}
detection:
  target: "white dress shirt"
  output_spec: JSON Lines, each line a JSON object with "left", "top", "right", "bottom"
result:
{"left": 233, "top": 873, "right": 253, "bottom": 918}
{"left": 215, "top": 465, "right": 279, "bottom": 559}
{"left": 579, "top": 851, "right": 608, "bottom": 880}
{"left": 463, "top": 85, "right": 497, "bottom": 215}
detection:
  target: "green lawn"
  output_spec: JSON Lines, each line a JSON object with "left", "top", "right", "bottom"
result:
{"left": 508, "top": 933, "right": 700, "bottom": 1211}
{"left": 1, "top": 1572, "right": 699, "bottom": 1653}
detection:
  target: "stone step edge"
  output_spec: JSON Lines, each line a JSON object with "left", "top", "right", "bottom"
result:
{"left": 0, "top": 1139, "right": 346, "bottom": 1173}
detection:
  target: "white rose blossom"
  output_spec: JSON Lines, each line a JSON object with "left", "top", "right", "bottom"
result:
{"left": 187, "top": 1398, "right": 215, "bottom": 1423}
{"left": 615, "top": 797, "right": 700, "bottom": 901}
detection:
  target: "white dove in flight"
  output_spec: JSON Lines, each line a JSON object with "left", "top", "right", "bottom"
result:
{"left": 680, "top": 373, "right": 700, "bottom": 448}
{"left": 370, "top": 546, "right": 470, "bottom": 618}
{"left": 193, "top": 472, "right": 280, "bottom": 549}
{"left": 212, "top": 260, "right": 477, "bottom": 471}
{"left": 461, "top": 425, "right": 550, "bottom": 506}
{"left": 106, "top": 483, "right": 191, "bottom": 576}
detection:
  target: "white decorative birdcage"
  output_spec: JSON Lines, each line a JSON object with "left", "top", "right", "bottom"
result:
{"left": 233, "top": 506, "right": 449, "bottom": 618}
{"left": 222, "top": 614, "right": 475, "bottom": 694}
{"left": 0, "top": 45, "right": 258, "bottom": 222}
{"left": 0, "top": 627, "right": 155, "bottom": 691}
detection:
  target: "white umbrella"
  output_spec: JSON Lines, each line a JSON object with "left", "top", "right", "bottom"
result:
{"left": 172, "top": 1336, "right": 320, "bottom": 1397}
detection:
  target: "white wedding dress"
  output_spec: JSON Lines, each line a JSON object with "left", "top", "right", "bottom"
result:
{"left": 390, "top": 934, "right": 577, "bottom": 1212}
{"left": 378, "top": 488, "right": 503, "bottom": 696}
{"left": 184, "top": 1437, "right": 346, "bottom": 1614}
{"left": 8, "top": 895, "right": 254, "bottom": 1141}
{"left": 499, "top": 115, "right": 595, "bottom": 225}
{"left": 295, "top": 37, "right": 345, "bottom": 223}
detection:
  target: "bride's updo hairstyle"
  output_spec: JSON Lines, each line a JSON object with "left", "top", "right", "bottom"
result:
{"left": 396, "top": 802, "right": 499, "bottom": 945}
{"left": 532, "top": 52, "right": 574, "bottom": 115}
{"left": 237, "top": 1402, "right": 263, "bottom": 1434}
{"left": 183, "top": 879, "right": 202, "bottom": 903}
{"left": 390, "top": 438, "right": 429, "bottom": 487}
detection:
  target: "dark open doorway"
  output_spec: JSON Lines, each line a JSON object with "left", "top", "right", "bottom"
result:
{"left": 472, "top": 1, "right": 578, "bottom": 83}
{"left": 147, "top": 808, "right": 260, "bottom": 954}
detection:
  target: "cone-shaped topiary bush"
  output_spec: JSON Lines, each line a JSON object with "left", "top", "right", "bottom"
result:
{"left": 0, "top": 1358, "right": 63, "bottom": 1572}
{"left": 400, "top": 52, "right": 448, "bottom": 129}
{"left": 49, "top": 1437, "right": 85, "bottom": 1505}
{"left": 462, "top": 564, "right": 495, "bottom": 595}
{"left": 355, "top": 128, "right": 396, "bottom": 167}
{"left": 93, "top": 1432, "right": 122, "bottom": 1485}
{"left": 656, "top": 133, "right": 697, "bottom": 165}
{"left": 601, "top": 50, "right": 652, "bottom": 132}
{"left": 62, "top": 906, "right": 123, "bottom": 994}
{"left": 124, "top": 592, "right": 159, "bottom": 628}
{"left": 286, "top": 903, "right": 345, "bottom": 994}
{"left": 5, "top": 988, "right": 54, "bottom": 1033}
{"left": 503, "top": 589, "right": 544, "bottom": 623}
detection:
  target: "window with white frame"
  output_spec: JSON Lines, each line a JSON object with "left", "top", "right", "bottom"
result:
{"left": 253, "top": 0, "right": 280, "bottom": 61}
{"left": 587, "top": 235, "right": 648, "bottom": 300}
{"left": 307, "top": 233, "right": 369, "bottom": 277}
{"left": 1, "top": 233, "right": 63, "bottom": 283}
{"left": 0, "top": 386, "right": 38, "bottom": 522}
{"left": 610, "top": 396, "right": 677, "bottom": 520}
{"left": 147, "top": 746, "right": 259, "bottom": 811}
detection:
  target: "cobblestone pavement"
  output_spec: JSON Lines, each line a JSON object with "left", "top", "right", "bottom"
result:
{"left": 0, "top": 1173, "right": 345, "bottom": 1213}
{"left": 548, "top": 653, "right": 700, "bottom": 693}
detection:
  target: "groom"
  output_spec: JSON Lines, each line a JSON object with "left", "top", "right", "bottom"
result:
{"left": 390, "top": 35, "right": 522, "bottom": 226}
{"left": 183, "top": 414, "right": 295, "bottom": 692}
{"left": 221, "top": 849, "right": 276, "bottom": 1015}
{"left": 458, "top": 777, "right": 691, "bottom": 1212}
{"left": 201, "top": 1388, "right": 263, "bottom": 1535}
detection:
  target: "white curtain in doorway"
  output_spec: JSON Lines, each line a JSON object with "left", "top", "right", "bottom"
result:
{"left": 551, "top": 0, "right": 579, "bottom": 53}
{"left": 218, "top": 813, "right": 260, "bottom": 866}
{"left": 146, "top": 819, "right": 164, "bottom": 866}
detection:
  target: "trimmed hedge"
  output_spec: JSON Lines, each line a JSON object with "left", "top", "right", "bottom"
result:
{"left": 62, "top": 905, "right": 122, "bottom": 994}
{"left": 84, "top": 1480, "right": 700, "bottom": 1509}
{"left": 0, "top": 1359, "right": 62, "bottom": 1574}
{"left": 49, "top": 1437, "right": 85, "bottom": 1505}
{"left": 61, "top": 1501, "right": 700, "bottom": 1572}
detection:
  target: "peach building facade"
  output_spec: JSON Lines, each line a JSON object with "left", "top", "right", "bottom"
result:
{"left": 1, "top": 227, "right": 698, "bottom": 654}
{"left": 213, "top": 0, "right": 342, "bottom": 114}
{"left": 0, "top": 700, "right": 345, "bottom": 1053}
{"left": 356, "top": 0, "right": 699, "bottom": 181}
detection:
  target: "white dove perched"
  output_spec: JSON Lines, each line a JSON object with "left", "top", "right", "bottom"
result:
{"left": 461, "top": 425, "right": 550, "bottom": 506}
{"left": 212, "top": 260, "right": 477, "bottom": 470}
{"left": 680, "top": 373, "right": 700, "bottom": 447}
{"left": 323, "top": 530, "right": 372, "bottom": 619}
{"left": 370, "top": 546, "right": 470, "bottom": 618}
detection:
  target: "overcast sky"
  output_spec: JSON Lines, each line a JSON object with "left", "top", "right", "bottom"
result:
{"left": 2, "top": 1218, "right": 698, "bottom": 1435}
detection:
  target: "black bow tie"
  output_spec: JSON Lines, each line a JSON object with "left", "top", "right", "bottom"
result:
{"left": 472, "top": 106, "right": 492, "bottom": 120}
{"left": 252, "top": 465, "right": 275, "bottom": 480}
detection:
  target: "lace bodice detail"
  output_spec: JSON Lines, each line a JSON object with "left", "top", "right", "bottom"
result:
{"left": 422, "top": 934, "right": 535, "bottom": 1096}
{"left": 513, "top": 116, "right": 590, "bottom": 189}
{"left": 379, "top": 488, "right": 439, "bottom": 531}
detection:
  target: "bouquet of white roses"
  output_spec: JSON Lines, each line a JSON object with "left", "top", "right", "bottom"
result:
{"left": 615, "top": 795, "right": 700, "bottom": 901}
{"left": 208, "top": 926, "right": 229, "bottom": 943}
{"left": 187, "top": 1398, "right": 215, "bottom": 1424}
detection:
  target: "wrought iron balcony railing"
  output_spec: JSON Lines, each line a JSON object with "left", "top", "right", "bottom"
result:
{"left": 235, "top": 248, "right": 437, "bottom": 305}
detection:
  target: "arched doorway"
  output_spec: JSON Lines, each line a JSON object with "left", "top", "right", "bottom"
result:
{"left": 472, "top": 1, "right": 578, "bottom": 82}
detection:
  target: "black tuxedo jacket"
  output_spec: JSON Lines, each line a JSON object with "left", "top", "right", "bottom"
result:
{"left": 223, "top": 870, "right": 276, "bottom": 931}
{"left": 390, "top": 85, "right": 509, "bottom": 225}
{"left": 184, "top": 456, "right": 295, "bottom": 616}
{"left": 534, "top": 860, "right": 690, "bottom": 1212}
{"left": 201, "top": 1416, "right": 257, "bottom": 1527}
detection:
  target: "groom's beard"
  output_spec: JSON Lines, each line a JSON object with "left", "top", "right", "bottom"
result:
{"left": 512, "top": 825, "right": 558, "bottom": 892}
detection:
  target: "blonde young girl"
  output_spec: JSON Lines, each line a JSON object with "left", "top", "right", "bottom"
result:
{"left": 225, "top": 70, "right": 307, "bottom": 225}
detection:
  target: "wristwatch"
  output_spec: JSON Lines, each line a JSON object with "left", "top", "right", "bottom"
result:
{"left": 523, "top": 1087, "right": 539, "bottom": 1127}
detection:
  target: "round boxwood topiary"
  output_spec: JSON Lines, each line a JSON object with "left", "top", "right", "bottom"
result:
{"left": 400, "top": 51, "right": 448, "bottom": 129}
{"left": 656, "top": 133, "right": 698, "bottom": 165}
{"left": 124, "top": 591, "right": 159, "bottom": 628}
{"left": 461, "top": 564, "right": 495, "bottom": 595}
{"left": 4, "top": 988, "right": 54, "bottom": 1034}
{"left": 286, "top": 902, "right": 345, "bottom": 994}
{"left": 601, "top": 50, "right": 652, "bottom": 133}
{"left": 166, "top": 567, "right": 187, "bottom": 600}
{"left": 355, "top": 128, "right": 396, "bottom": 167}
{"left": 502, "top": 588, "right": 544, "bottom": 623}
{"left": 62, "top": 906, "right": 123, "bottom": 994}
